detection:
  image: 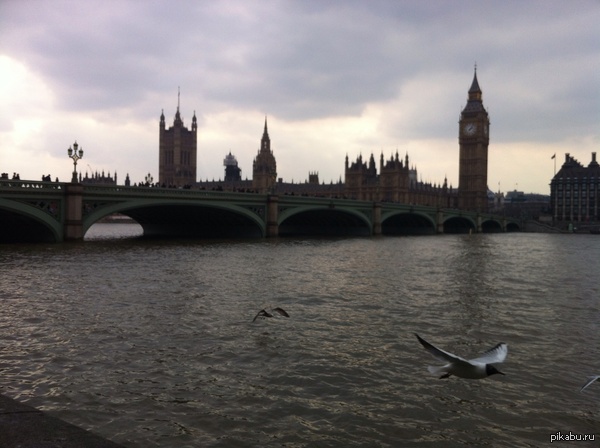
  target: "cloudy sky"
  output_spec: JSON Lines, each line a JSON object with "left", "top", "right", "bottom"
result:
{"left": 1, "top": 0, "right": 598, "bottom": 194}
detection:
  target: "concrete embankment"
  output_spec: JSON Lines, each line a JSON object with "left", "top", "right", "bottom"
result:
{"left": 0, "top": 394, "right": 126, "bottom": 448}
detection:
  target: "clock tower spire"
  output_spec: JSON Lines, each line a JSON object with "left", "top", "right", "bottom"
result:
{"left": 458, "top": 67, "right": 489, "bottom": 212}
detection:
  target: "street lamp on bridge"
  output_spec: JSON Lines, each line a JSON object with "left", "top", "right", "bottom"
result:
{"left": 67, "top": 141, "right": 84, "bottom": 183}
{"left": 145, "top": 173, "right": 153, "bottom": 186}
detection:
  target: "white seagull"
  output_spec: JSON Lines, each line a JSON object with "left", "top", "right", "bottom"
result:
{"left": 415, "top": 333, "right": 508, "bottom": 379}
{"left": 253, "top": 307, "right": 290, "bottom": 322}
{"left": 580, "top": 375, "right": 600, "bottom": 393}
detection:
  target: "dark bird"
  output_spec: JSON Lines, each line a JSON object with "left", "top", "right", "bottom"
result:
{"left": 580, "top": 375, "right": 600, "bottom": 392}
{"left": 253, "top": 307, "right": 290, "bottom": 322}
{"left": 415, "top": 333, "right": 507, "bottom": 379}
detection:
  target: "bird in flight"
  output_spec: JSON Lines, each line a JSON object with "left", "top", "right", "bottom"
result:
{"left": 580, "top": 375, "right": 600, "bottom": 393}
{"left": 253, "top": 307, "right": 290, "bottom": 322}
{"left": 415, "top": 333, "right": 507, "bottom": 379}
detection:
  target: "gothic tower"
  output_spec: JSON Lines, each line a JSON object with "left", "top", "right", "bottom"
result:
{"left": 159, "top": 92, "right": 197, "bottom": 187}
{"left": 458, "top": 68, "right": 490, "bottom": 212}
{"left": 252, "top": 117, "right": 277, "bottom": 193}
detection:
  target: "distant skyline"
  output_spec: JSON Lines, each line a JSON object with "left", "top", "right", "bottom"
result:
{"left": 1, "top": 0, "right": 599, "bottom": 194}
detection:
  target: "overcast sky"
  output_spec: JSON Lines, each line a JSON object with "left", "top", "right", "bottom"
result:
{"left": 1, "top": 0, "right": 598, "bottom": 194}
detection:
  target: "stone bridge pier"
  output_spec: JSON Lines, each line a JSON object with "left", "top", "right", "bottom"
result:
{"left": 267, "top": 195, "right": 279, "bottom": 237}
{"left": 373, "top": 203, "right": 382, "bottom": 235}
{"left": 65, "top": 183, "right": 84, "bottom": 240}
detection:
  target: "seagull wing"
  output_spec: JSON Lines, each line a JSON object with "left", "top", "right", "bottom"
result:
{"left": 252, "top": 309, "right": 271, "bottom": 322}
{"left": 415, "top": 334, "right": 465, "bottom": 363}
{"left": 580, "top": 375, "right": 600, "bottom": 393}
{"left": 272, "top": 307, "right": 290, "bottom": 317}
{"left": 469, "top": 343, "right": 508, "bottom": 364}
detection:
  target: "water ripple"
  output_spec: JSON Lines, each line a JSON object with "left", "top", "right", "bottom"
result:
{"left": 1, "top": 232, "right": 599, "bottom": 446}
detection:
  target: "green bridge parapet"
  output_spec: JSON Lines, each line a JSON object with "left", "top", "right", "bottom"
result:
{"left": 0, "top": 181, "right": 521, "bottom": 242}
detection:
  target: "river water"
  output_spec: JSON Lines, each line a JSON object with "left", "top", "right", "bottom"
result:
{"left": 0, "top": 224, "right": 598, "bottom": 447}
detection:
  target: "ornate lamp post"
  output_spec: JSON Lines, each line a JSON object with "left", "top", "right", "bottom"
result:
{"left": 145, "top": 173, "right": 153, "bottom": 186}
{"left": 67, "top": 141, "right": 84, "bottom": 183}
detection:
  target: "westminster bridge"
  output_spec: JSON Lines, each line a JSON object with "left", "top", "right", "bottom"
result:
{"left": 0, "top": 180, "right": 521, "bottom": 243}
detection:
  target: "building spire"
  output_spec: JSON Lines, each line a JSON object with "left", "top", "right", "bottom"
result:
{"left": 174, "top": 87, "right": 182, "bottom": 124}
{"left": 261, "top": 116, "right": 270, "bottom": 152}
{"left": 468, "top": 66, "right": 482, "bottom": 100}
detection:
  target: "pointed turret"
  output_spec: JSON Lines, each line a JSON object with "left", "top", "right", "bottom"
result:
{"left": 174, "top": 87, "right": 183, "bottom": 126}
{"left": 261, "top": 116, "right": 271, "bottom": 152}
{"left": 468, "top": 67, "right": 482, "bottom": 100}
{"left": 463, "top": 66, "right": 485, "bottom": 113}
{"left": 368, "top": 153, "right": 376, "bottom": 176}
{"left": 174, "top": 109, "right": 182, "bottom": 126}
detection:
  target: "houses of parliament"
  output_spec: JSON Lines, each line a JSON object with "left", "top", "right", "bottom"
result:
{"left": 157, "top": 70, "right": 491, "bottom": 212}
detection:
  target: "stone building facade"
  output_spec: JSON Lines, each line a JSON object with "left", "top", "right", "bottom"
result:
{"left": 80, "top": 170, "right": 117, "bottom": 185}
{"left": 550, "top": 152, "right": 600, "bottom": 223}
{"left": 343, "top": 70, "right": 487, "bottom": 209}
{"left": 159, "top": 98, "right": 197, "bottom": 188}
{"left": 157, "top": 71, "right": 490, "bottom": 209}
{"left": 344, "top": 152, "right": 457, "bottom": 207}
{"left": 252, "top": 118, "right": 277, "bottom": 193}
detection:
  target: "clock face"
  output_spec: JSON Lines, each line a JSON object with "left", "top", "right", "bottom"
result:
{"left": 464, "top": 123, "right": 476, "bottom": 136}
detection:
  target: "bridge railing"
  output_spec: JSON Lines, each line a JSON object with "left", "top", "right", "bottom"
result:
{"left": 0, "top": 179, "right": 65, "bottom": 191}
{"left": 0, "top": 181, "right": 516, "bottom": 225}
{"left": 81, "top": 184, "right": 270, "bottom": 200}
{"left": 81, "top": 185, "right": 379, "bottom": 205}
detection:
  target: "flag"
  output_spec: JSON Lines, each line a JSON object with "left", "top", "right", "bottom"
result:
{"left": 551, "top": 153, "right": 556, "bottom": 159}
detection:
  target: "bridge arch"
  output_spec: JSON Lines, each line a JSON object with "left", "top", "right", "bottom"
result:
{"left": 481, "top": 218, "right": 503, "bottom": 233}
{"left": 443, "top": 215, "right": 477, "bottom": 234}
{"left": 380, "top": 211, "right": 436, "bottom": 235}
{"left": 83, "top": 200, "right": 266, "bottom": 238}
{"left": 0, "top": 198, "right": 62, "bottom": 243}
{"left": 505, "top": 221, "right": 520, "bottom": 232}
{"left": 278, "top": 205, "right": 372, "bottom": 236}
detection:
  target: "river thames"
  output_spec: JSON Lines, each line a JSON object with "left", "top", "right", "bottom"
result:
{"left": 0, "top": 224, "right": 598, "bottom": 447}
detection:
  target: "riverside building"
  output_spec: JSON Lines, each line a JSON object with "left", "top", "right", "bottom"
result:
{"left": 550, "top": 152, "right": 600, "bottom": 223}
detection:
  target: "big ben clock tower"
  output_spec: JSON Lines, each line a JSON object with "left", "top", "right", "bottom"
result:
{"left": 458, "top": 67, "right": 490, "bottom": 212}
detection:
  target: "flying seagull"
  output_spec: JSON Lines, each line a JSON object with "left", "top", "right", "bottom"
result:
{"left": 253, "top": 307, "right": 290, "bottom": 322}
{"left": 415, "top": 333, "right": 508, "bottom": 379}
{"left": 580, "top": 375, "right": 600, "bottom": 393}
